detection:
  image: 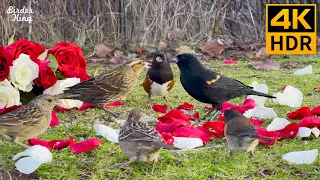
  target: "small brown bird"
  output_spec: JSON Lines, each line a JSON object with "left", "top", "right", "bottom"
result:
{"left": 142, "top": 51, "right": 174, "bottom": 109}
{"left": 118, "top": 109, "right": 176, "bottom": 168}
{"left": 0, "top": 94, "right": 56, "bottom": 148}
{"left": 56, "top": 59, "right": 148, "bottom": 117}
{"left": 224, "top": 109, "right": 271, "bottom": 155}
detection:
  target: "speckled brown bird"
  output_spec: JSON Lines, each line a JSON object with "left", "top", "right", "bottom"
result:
{"left": 142, "top": 51, "right": 174, "bottom": 109}
{"left": 56, "top": 59, "right": 148, "bottom": 117}
{"left": 0, "top": 94, "right": 56, "bottom": 148}
{"left": 224, "top": 109, "right": 271, "bottom": 155}
{"left": 118, "top": 109, "right": 176, "bottom": 168}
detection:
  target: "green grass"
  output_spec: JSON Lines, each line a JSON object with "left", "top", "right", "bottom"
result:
{"left": 0, "top": 55, "right": 319, "bottom": 179}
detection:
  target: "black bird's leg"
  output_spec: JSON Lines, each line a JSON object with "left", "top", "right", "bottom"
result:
{"left": 202, "top": 108, "right": 215, "bottom": 121}
{"left": 208, "top": 104, "right": 222, "bottom": 121}
{"left": 99, "top": 104, "right": 120, "bottom": 118}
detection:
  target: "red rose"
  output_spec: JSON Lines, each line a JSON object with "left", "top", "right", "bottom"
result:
{"left": 6, "top": 39, "right": 45, "bottom": 60}
{"left": 0, "top": 46, "right": 13, "bottom": 81}
{"left": 62, "top": 70, "right": 91, "bottom": 82}
{"left": 33, "top": 59, "right": 58, "bottom": 89}
{"left": 48, "top": 42, "right": 86, "bottom": 73}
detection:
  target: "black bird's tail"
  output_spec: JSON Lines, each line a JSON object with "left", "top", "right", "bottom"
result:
{"left": 255, "top": 136, "right": 273, "bottom": 142}
{"left": 246, "top": 90, "right": 276, "bottom": 99}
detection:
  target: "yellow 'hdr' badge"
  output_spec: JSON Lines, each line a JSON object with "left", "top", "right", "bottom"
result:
{"left": 266, "top": 4, "right": 316, "bottom": 54}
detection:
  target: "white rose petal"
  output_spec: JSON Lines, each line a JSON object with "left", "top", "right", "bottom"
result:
{"left": 297, "top": 127, "right": 312, "bottom": 137}
{"left": 173, "top": 137, "right": 203, "bottom": 150}
{"left": 43, "top": 78, "right": 80, "bottom": 96}
{"left": 94, "top": 124, "right": 120, "bottom": 143}
{"left": 273, "top": 85, "right": 303, "bottom": 108}
{"left": 244, "top": 106, "right": 277, "bottom": 119}
{"left": 58, "top": 99, "right": 83, "bottom": 109}
{"left": 282, "top": 149, "right": 318, "bottom": 164}
{"left": 311, "top": 127, "right": 320, "bottom": 138}
{"left": 0, "top": 79, "right": 21, "bottom": 109}
{"left": 293, "top": 65, "right": 313, "bottom": 75}
{"left": 266, "top": 118, "right": 291, "bottom": 131}
{"left": 9, "top": 54, "right": 39, "bottom": 92}
{"left": 247, "top": 82, "right": 269, "bottom": 106}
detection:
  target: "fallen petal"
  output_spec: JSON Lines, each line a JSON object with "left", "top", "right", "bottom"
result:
{"left": 176, "top": 102, "right": 195, "bottom": 110}
{"left": 104, "top": 100, "right": 124, "bottom": 109}
{"left": 224, "top": 59, "right": 238, "bottom": 64}
{"left": 13, "top": 145, "right": 52, "bottom": 163}
{"left": 0, "top": 105, "right": 22, "bottom": 115}
{"left": 297, "top": 127, "right": 312, "bottom": 137}
{"left": 238, "top": 98, "right": 257, "bottom": 111}
{"left": 157, "top": 109, "right": 189, "bottom": 123}
{"left": 311, "top": 106, "right": 320, "bottom": 116}
{"left": 256, "top": 128, "right": 279, "bottom": 146}
{"left": 311, "top": 127, "right": 320, "bottom": 137}
{"left": 173, "top": 126, "right": 209, "bottom": 143}
{"left": 266, "top": 118, "right": 291, "bottom": 131}
{"left": 293, "top": 65, "right": 313, "bottom": 75}
{"left": 247, "top": 82, "right": 269, "bottom": 106}
{"left": 28, "top": 138, "right": 71, "bottom": 150}
{"left": 249, "top": 118, "right": 264, "bottom": 127}
{"left": 69, "top": 138, "right": 103, "bottom": 154}
{"left": 203, "top": 121, "right": 225, "bottom": 138}
{"left": 15, "top": 157, "right": 44, "bottom": 174}
{"left": 155, "top": 120, "right": 190, "bottom": 134}
{"left": 93, "top": 124, "right": 120, "bottom": 143}
{"left": 276, "top": 123, "right": 299, "bottom": 139}
{"left": 244, "top": 106, "right": 277, "bottom": 119}
{"left": 186, "top": 112, "right": 200, "bottom": 121}
{"left": 282, "top": 149, "right": 318, "bottom": 164}
{"left": 287, "top": 106, "right": 313, "bottom": 120}
{"left": 314, "top": 87, "right": 320, "bottom": 92}
{"left": 204, "top": 105, "right": 213, "bottom": 110}
{"left": 152, "top": 104, "right": 167, "bottom": 113}
{"left": 50, "top": 111, "right": 59, "bottom": 127}
{"left": 273, "top": 85, "right": 303, "bottom": 108}
{"left": 173, "top": 137, "right": 203, "bottom": 150}
{"left": 161, "top": 132, "right": 174, "bottom": 145}
{"left": 299, "top": 116, "right": 320, "bottom": 128}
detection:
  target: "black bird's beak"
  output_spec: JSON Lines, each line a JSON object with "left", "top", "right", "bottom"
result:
{"left": 168, "top": 56, "right": 178, "bottom": 63}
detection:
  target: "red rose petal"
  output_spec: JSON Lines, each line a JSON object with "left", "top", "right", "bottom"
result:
{"left": 50, "top": 111, "right": 59, "bottom": 127}
{"left": 173, "top": 126, "right": 209, "bottom": 144}
{"left": 28, "top": 138, "right": 71, "bottom": 150}
{"left": 161, "top": 132, "right": 174, "bottom": 145}
{"left": 249, "top": 118, "right": 264, "bottom": 127}
{"left": 78, "top": 103, "right": 94, "bottom": 111}
{"left": 314, "top": 87, "right": 320, "bottom": 92}
{"left": 186, "top": 112, "right": 200, "bottom": 121}
{"left": 276, "top": 123, "right": 299, "bottom": 139}
{"left": 204, "top": 105, "right": 213, "bottom": 110}
{"left": 157, "top": 109, "right": 189, "bottom": 123}
{"left": 218, "top": 113, "right": 224, "bottom": 121}
{"left": 221, "top": 102, "right": 235, "bottom": 112}
{"left": 203, "top": 121, "right": 225, "bottom": 138}
{"left": 256, "top": 128, "right": 279, "bottom": 146}
{"left": 104, "top": 100, "right": 124, "bottom": 109}
{"left": 69, "top": 137, "right": 103, "bottom": 154}
{"left": 239, "top": 99, "right": 256, "bottom": 111}
{"left": 224, "top": 59, "right": 238, "bottom": 64}
{"left": 311, "top": 106, "right": 320, "bottom": 116}
{"left": 299, "top": 116, "right": 320, "bottom": 128}
{"left": 176, "top": 102, "right": 196, "bottom": 110}
{"left": 155, "top": 119, "right": 190, "bottom": 134}
{"left": 28, "top": 139, "right": 50, "bottom": 149}
{"left": 0, "top": 105, "right": 22, "bottom": 115}
{"left": 152, "top": 104, "right": 167, "bottom": 113}
{"left": 278, "top": 85, "right": 295, "bottom": 91}
{"left": 196, "top": 126, "right": 216, "bottom": 139}
{"left": 287, "top": 106, "right": 313, "bottom": 120}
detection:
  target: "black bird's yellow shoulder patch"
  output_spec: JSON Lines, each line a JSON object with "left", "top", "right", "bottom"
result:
{"left": 206, "top": 75, "right": 220, "bottom": 85}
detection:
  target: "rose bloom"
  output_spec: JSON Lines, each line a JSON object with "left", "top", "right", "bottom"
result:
{"left": 43, "top": 77, "right": 80, "bottom": 95}
{"left": 58, "top": 99, "right": 83, "bottom": 109}
{"left": 0, "top": 79, "right": 21, "bottom": 109}
{"left": 9, "top": 54, "right": 39, "bottom": 92}
{"left": 33, "top": 59, "right": 58, "bottom": 89}
{"left": 6, "top": 39, "right": 45, "bottom": 61}
{"left": 48, "top": 42, "right": 86, "bottom": 73}
{"left": 0, "top": 46, "right": 13, "bottom": 81}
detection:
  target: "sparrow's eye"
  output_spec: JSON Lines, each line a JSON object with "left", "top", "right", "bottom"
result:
{"left": 48, "top": 98, "right": 52, "bottom": 102}
{"left": 139, "top": 61, "right": 144, "bottom": 65}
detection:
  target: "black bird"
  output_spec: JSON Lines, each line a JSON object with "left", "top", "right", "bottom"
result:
{"left": 224, "top": 109, "right": 272, "bottom": 155}
{"left": 169, "top": 53, "right": 275, "bottom": 121}
{"left": 142, "top": 51, "right": 174, "bottom": 109}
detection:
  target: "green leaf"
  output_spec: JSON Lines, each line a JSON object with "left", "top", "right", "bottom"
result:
{"left": 7, "top": 33, "right": 15, "bottom": 46}
{"left": 38, "top": 50, "right": 48, "bottom": 60}
{"left": 48, "top": 54, "right": 58, "bottom": 72}
{"left": 55, "top": 71, "right": 64, "bottom": 80}
{"left": 19, "top": 91, "right": 37, "bottom": 105}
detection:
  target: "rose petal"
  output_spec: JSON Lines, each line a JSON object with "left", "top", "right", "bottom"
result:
{"left": 247, "top": 82, "right": 269, "bottom": 106}
{"left": 13, "top": 145, "right": 52, "bottom": 162}
{"left": 69, "top": 137, "right": 103, "bottom": 154}
{"left": 104, "top": 100, "right": 124, "bottom": 109}
{"left": 278, "top": 85, "right": 295, "bottom": 92}
{"left": 152, "top": 104, "right": 167, "bottom": 113}
{"left": 0, "top": 105, "right": 22, "bottom": 115}
{"left": 224, "top": 59, "right": 238, "bottom": 64}
{"left": 282, "top": 149, "right": 318, "bottom": 164}
{"left": 311, "top": 106, "right": 320, "bottom": 116}
{"left": 28, "top": 138, "right": 71, "bottom": 150}
{"left": 299, "top": 116, "right": 320, "bottom": 128}
{"left": 203, "top": 121, "right": 225, "bottom": 138}
{"left": 50, "top": 111, "right": 59, "bottom": 127}
{"left": 78, "top": 103, "right": 94, "bottom": 111}
{"left": 314, "top": 87, "right": 320, "bottom": 92}
{"left": 287, "top": 106, "right": 313, "bottom": 120}
{"left": 293, "top": 65, "right": 313, "bottom": 75}
{"left": 155, "top": 120, "right": 190, "bottom": 134}
{"left": 250, "top": 118, "right": 264, "bottom": 127}
{"left": 173, "top": 137, "right": 203, "bottom": 150}
{"left": 244, "top": 106, "right": 277, "bottom": 119}
{"left": 161, "top": 132, "right": 174, "bottom": 145}
{"left": 311, "top": 127, "right": 320, "bottom": 137}
{"left": 196, "top": 126, "right": 216, "bottom": 139}
{"left": 266, "top": 118, "right": 291, "bottom": 131}
{"left": 256, "top": 128, "right": 279, "bottom": 146}
{"left": 238, "top": 98, "right": 257, "bottom": 111}
{"left": 172, "top": 126, "right": 209, "bottom": 143}
{"left": 176, "top": 102, "right": 195, "bottom": 110}
{"left": 276, "top": 123, "right": 299, "bottom": 139}
{"left": 273, "top": 85, "right": 303, "bottom": 108}
{"left": 204, "top": 105, "right": 213, "bottom": 110}
{"left": 220, "top": 102, "right": 235, "bottom": 112}
{"left": 186, "top": 112, "right": 200, "bottom": 121}
{"left": 297, "top": 127, "right": 312, "bottom": 137}
{"left": 157, "top": 109, "right": 189, "bottom": 123}
{"left": 93, "top": 124, "right": 120, "bottom": 143}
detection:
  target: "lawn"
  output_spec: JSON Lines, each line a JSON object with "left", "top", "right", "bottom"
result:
{"left": 0, "top": 55, "right": 319, "bottom": 179}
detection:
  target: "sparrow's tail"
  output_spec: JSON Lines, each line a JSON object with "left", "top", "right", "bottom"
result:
{"left": 246, "top": 90, "right": 276, "bottom": 99}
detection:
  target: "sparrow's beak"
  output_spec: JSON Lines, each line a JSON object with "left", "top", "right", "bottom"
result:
{"left": 168, "top": 56, "right": 178, "bottom": 63}
{"left": 144, "top": 62, "right": 152, "bottom": 68}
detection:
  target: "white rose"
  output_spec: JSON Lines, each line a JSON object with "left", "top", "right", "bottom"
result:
{"left": 9, "top": 54, "right": 39, "bottom": 92}
{"left": 58, "top": 99, "right": 83, "bottom": 109}
{"left": 43, "top": 78, "right": 80, "bottom": 96}
{"left": 0, "top": 79, "right": 21, "bottom": 109}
